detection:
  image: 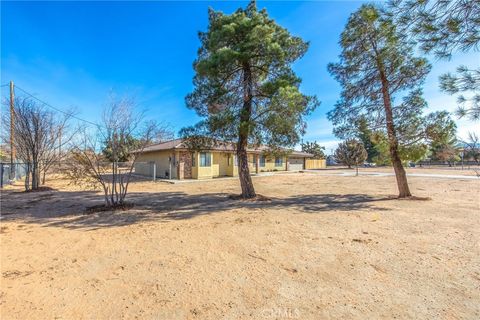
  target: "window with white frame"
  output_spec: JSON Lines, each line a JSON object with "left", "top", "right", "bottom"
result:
{"left": 199, "top": 152, "right": 211, "bottom": 167}
{"left": 275, "top": 157, "right": 283, "bottom": 166}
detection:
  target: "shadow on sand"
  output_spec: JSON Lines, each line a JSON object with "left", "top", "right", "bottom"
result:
{"left": 1, "top": 188, "right": 392, "bottom": 230}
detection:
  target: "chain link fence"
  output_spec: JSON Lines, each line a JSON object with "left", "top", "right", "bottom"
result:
{"left": 0, "top": 161, "right": 158, "bottom": 188}
{"left": 417, "top": 160, "right": 480, "bottom": 169}
{"left": 0, "top": 163, "right": 28, "bottom": 188}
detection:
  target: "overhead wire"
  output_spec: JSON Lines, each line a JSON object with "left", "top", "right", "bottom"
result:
{"left": 13, "top": 84, "right": 101, "bottom": 128}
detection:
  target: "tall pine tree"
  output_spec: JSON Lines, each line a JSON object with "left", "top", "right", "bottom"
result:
{"left": 388, "top": 0, "right": 480, "bottom": 120}
{"left": 356, "top": 117, "right": 379, "bottom": 163}
{"left": 328, "top": 4, "right": 431, "bottom": 198}
{"left": 183, "top": 1, "right": 318, "bottom": 198}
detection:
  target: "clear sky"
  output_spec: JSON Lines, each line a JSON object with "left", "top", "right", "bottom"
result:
{"left": 1, "top": 1, "right": 478, "bottom": 153}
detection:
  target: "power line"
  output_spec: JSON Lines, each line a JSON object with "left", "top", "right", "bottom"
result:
{"left": 13, "top": 84, "right": 101, "bottom": 128}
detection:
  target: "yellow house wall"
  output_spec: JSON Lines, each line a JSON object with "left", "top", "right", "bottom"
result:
{"left": 226, "top": 153, "right": 236, "bottom": 177}
{"left": 136, "top": 150, "right": 176, "bottom": 178}
{"left": 137, "top": 149, "right": 296, "bottom": 179}
{"left": 248, "top": 154, "right": 257, "bottom": 173}
{"left": 259, "top": 156, "right": 287, "bottom": 172}
{"left": 196, "top": 166, "right": 212, "bottom": 179}
{"left": 226, "top": 153, "right": 258, "bottom": 177}
{"left": 192, "top": 151, "right": 214, "bottom": 179}
{"left": 212, "top": 152, "right": 229, "bottom": 177}
{"left": 191, "top": 152, "right": 198, "bottom": 179}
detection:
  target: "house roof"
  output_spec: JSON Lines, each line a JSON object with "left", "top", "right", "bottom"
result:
{"left": 140, "top": 138, "right": 185, "bottom": 152}
{"left": 138, "top": 138, "right": 314, "bottom": 158}
{"left": 289, "top": 151, "right": 314, "bottom": 157}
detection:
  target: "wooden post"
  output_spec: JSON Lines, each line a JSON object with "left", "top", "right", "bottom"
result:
{"left": 152, "top": 162, "right": 156, "bottom": 181}
{"left": 9, "top": 81, "right": 15, "bottom": 180}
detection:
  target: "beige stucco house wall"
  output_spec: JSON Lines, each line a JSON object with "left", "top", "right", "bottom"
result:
{"left": 134, "top": 139, "right": 319, "bottom": 180}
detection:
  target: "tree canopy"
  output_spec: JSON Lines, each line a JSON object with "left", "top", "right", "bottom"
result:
{"left": 388, "top": 0, "right": 479, "bottom": 58}
{"left": 389, "top": 0, "right": 480, "bottom": 120}
{"left": 102, "top": 135, "right": 139, "bottom": 163}
{"left": 301, "top": 141, "right": 326, "bottom": 159}
{"left": 328, "top": 4, "right": 431, "bottom": 197}
{"left": 334, "top": 139, "right": 368, "bottom": 171}
{"left": 463, "top": 132, "right": 480, "bottom": 164}
{"left": 182, "top": 1, "right": 318, "bottom": 198}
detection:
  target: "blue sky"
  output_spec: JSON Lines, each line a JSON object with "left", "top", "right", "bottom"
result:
{"left": 1, "top": 1, "right": 478, "bottom": 153}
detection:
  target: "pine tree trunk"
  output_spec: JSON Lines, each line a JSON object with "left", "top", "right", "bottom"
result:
{"left": 237, "top": 63, "right": 256, "bottom": 199}
{"left": 237, "top": 136, "right": 256, "bottom": 199}
{"left": 379, "top": 70, "right": 412, "bottom": 198}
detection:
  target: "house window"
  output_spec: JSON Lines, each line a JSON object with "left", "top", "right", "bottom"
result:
{"left": 234, "top": 155, "right": 238, "bottom": 166}
{"left": 191, "top": 153, "right": 195, "bottom": 167}
{"left": 199, "top": 152, "right": 211, "bottom": 167}
{"left": 260, "top": 155, "right": 266, "bottom": 167}
{"left": 275, "top": 157, "right": 283, "bottom": 166}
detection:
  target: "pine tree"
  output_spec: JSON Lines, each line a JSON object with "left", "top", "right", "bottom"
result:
{"left": 389, "top": 0, "right": 480, "bottom": 120}
{"left": 301, "top": 141, "right": 326, "bottom": 159}
{"left": 183, "top": 0, "right": 318, "bottom": 198}
{"left": 328, "top": 4, "right": 431, "bottom": 198}
{"left": 355, "top": 117, "right": 379, "bottom": 162}
{"left": 428, "top": 111, "right": 459, "bottom": 166}
{"left": 334, "top": 139, "right": 368, "bottom": 175}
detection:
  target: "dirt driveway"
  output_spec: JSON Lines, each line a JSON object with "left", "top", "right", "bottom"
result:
{"left": 1, "top": 172, "right": 479, "bottom": 319}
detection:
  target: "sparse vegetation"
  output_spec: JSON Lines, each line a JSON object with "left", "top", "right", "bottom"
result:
{"left": 334, "top": 139, "right": 367, "bottom": 175}
{"left": 66, "top": 95, "right": 161, "bottom": 208}
{"left": 2, "top": 97, "right": 75, "bottom": 191}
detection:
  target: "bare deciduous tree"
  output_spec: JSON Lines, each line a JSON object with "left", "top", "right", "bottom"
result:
{"left": 433, "top": 144, "right": 460, "bottom": 167}
{"left": 66, "top": 95, "right": 164, "bottom": 208}
{"left": 2, "top": 97, "right": 75, "bottom": 191}
{"left": 463, "top": 132, "right": 480, "bottom": 165}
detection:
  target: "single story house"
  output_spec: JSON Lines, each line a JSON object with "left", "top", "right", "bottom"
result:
{"left": 134, "top": 138, "right": 326, "bottom": 180}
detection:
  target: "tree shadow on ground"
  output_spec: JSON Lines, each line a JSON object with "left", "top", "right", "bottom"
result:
{"left": 1, "top": 187, "right": 392, "bottom": 230}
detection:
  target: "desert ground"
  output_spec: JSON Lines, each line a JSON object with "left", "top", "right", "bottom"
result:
{"left": 1, "top": 168, "right": 479, "bottom": 319}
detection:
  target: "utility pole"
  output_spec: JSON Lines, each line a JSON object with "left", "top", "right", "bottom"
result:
{"left": 9, "top": 81, "right": 15, "bottom": 179}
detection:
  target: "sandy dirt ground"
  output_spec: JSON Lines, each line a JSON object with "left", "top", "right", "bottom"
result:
{"left": 1, "top": 170, "right": 479, "bottom": 319}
